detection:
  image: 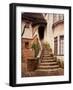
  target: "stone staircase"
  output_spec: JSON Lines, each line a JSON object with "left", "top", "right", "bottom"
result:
{"left": 34, "top": 44, "right": 64, "bottom": 76}
{"left": 23, "top": 44, "right": 64, "bottom": 77}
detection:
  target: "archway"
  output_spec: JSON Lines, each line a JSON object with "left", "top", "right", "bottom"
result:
{"left": 38, "top": 25, "right": 45, "bottom": 41}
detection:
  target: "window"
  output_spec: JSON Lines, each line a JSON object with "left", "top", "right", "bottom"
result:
{"left": 59, "top": 14, "right": 64, "bottom": 21}
{"left": 53, "top": 14, "right": 57, "bottom": 23}
{"left": 59, "top": 36, "right": 64, "bottom": 55}
{"left": 25, "top": 42, "right": 29, "bottom": 49}
{"left": 53, "top": 14, "right": 64, "bottom": 24}
{"left": 53, "top": 14, "right": 59, "bottom": 24}
{"left": 54, "top": 37, "right": 58, "bottom": 55}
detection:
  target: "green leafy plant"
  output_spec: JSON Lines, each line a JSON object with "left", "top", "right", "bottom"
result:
{"left": 44, "top": 42, "right": 50, "bottom": 49}
{"left": 31, "top": 43, "right": 40, "bottom": 57}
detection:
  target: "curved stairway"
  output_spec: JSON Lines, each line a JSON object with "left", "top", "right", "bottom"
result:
{"left": 32, "top": 44, "right": 64, "bottom": 76}
{"left": 24, "top": 44, "right": 64, "bottom": 77}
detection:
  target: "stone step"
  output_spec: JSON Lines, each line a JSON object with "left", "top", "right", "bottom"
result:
{"left": 41, "top": 60, "right": 56, "bottom": 63}
{"left": 39, "top": 62, "right": 58, "bottom": 66}
{"left": 42, "top": 51, "right": 49, "bottom": 53}
{"left": 42, "top": 57, "right": 54, "bottom": 60}
{"left": 42, "top": 53, "right": 50, "bottom": 56}
{"left": 42, "top": 54, "right": 51, "bottom": 57}
{"left": 38, "top": 65, "right": 59, "bottom": 69}
{"left": 36, "top": 68, "right": 62, "bottom": 72}
{"left": 27, "top": 68, "right": 64, "bottom": 76}
{"left": 43, "top": 55, "right": 54, "bottom": 58}
{"left": 43, "top": 50, "right": 51, "bottom": 52}
{"left": 43, "top": 49, "right": 51, "bottom": 51}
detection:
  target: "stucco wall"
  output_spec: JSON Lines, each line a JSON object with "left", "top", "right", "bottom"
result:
{"left": 53, "top": 22, "right": 64, "bottom": 55}
{"left": 56, "top": 56, "right": 64, "bottom": 61}
{"left": 53, "top": 23, "right": 64, "bottom": 37}
{"left": 44, "top": 14, "right": 64, "bottom": 61}
{"left": 44, "top": 14, "right": 54, "bottom": 54}
{"left": 53, "top": 22, "right": 64, "bottom": 61}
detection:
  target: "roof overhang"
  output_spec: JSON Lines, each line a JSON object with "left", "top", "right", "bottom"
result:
{"left": 22, "top": 13, "right": 47, "bottom": 27}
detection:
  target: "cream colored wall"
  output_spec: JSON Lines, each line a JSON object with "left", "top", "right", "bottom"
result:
{"left": 54, "top": 23, "right": 64, "bottom": 55}
{"left": 54, "top": 23, "right": 64, "bottom": 61}
{"left": 21, "top": 21, "right": 32, "bottom": 39}
{"left": 44, "top": 14, "right": 54, "bottom": 54}
{"left": 54, "top": 23, "right": 64, "bottom": 37}
{"left": 23, "top": 27, "right": 32, "bottom": 39}
{"left": 43, "top": 14, "right": 64, "bottom": 58}
{"left": 56, "top": 56, "right": 64, "bottom": 61}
